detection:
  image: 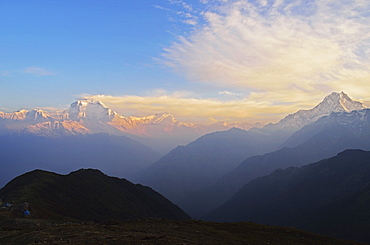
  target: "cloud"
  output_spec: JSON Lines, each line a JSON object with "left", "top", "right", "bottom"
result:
{"left": 155, "top": 0, "right": 199, "bottom": 26}
{"left": 218, "top": 90, "right": 243, "bottom": 97}
{"left": 0, "top": 107, "right": 11, "bottom": 112}
{"left": 35, "top": 106, "right": 62, "bottom": 112}
{"left": 82, "top": 91, "right": 306, "bottom": 124}
{"left": 162, "top": 0, "right": 370, "bottom": 102}
{"left": 24, "top": 67, "right": 55, "bottom": 76}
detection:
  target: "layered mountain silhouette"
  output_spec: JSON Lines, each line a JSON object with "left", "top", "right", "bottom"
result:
{"left": 0, "top": 133, "right": 160, "bottom": 188}
{"left": 202, "top": 149, "right": 370, "bottom": 243}
{"left": 180, "top": 108, "right": 370, "bottom": 217}
{"left": 135, "top": 92, "right": 367, "bottom": 207}
{"left": 133, "top": 128, "right": 277, "bottom": 203}
{"left": 0, "top": 169, "right": 190, "bottom": 221}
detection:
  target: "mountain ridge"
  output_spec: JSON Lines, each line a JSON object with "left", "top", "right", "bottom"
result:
{"left": 179, "top": 107, "right": 370, "bottom": 218}
{"left": 202, "top": 149, "right": 370, "bottom": 243}
{"left": 0, "top": 99, "right": 262, "bottom": 153}
{"left": 0, "top": 168, "right": 190, "bottom": 221}
{"left": 135, "top": 92, "right": 368, "bottom": 208}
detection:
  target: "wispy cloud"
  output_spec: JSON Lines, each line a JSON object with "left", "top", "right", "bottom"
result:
{"left": 35, "top": 106, "right": 61, "bottom": 112}
{"left": 24, "top": 67, "right": 55, "bottom": 76}
{"left": 82, "top": 91, "right": 304, "bottom": 124}
{"left": 154, "top": 0, "right": 199, "bottom": 26}
{"left": 0, "top": 107, "right": 11, "bottom": 112}
{"left": 162, "top": 0, "right": 370, "bottom": 102}
{"left": 218, "top": 90, "right": 243, "bottom": 97}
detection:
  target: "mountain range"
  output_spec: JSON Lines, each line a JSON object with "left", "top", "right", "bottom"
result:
{"left": 0, "top": 100, "right": 261, "bottom": 153}
{"left": 0, "top": 99, "right": 259, "bottom": 188}
{"left": 134, "top": 92, "right": 369, "bottom": 208}
{"left": 1, "top": 91, "right": 369, "bottom": 243}
{"left": 180, "top": 107, "right": 370, "bottom": 218}
{"left": 203, "top": 149, "right": 370, "bottom": 243}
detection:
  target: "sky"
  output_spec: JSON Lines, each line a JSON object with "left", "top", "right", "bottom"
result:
{"left": 1, "top": 0, "right": 370, "bottom": 124}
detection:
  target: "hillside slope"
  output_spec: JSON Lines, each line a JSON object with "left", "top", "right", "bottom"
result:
{"left": 0, "top": 169, "right": 190, "bottom": 221}
{"left": 203, "top": 149, "right": 370, "bottom": 243}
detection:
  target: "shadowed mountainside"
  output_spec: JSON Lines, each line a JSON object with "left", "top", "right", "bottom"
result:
{"left": 203, "top": 149, "right": 370, "bottom": 243}
{"left": 180, "top": 109, "right": 370, "bottom": 218}
{"left": 133, "top": 128, "right": 279, "bottom": 203}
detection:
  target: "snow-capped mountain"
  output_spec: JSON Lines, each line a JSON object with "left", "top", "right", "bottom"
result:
{"left": 68, "top": 100, "right": 118, "bottom": 121}
{"left": 0, "top": 99, "right": 261, "bottom": 149}
{"left": 267, "top": 92, "right": 365, "bottom": 131}
{"left": 283, "top": 108, "right": 370, "bottom": 148}
{"left": 0, "top": 109, "right": 50, "bottom": 121}
{"left": 0, "top": 92, "right": 365, "bottom": 152}
{"left": 25, "top": 109, "right": 51, "bottom": 121}
{"left": 23, "top": 120, "right": 91, "bottom": 136}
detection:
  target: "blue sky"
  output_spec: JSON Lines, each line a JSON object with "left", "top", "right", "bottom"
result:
{"left": 1, "top": 0, "right": 186, "bottom": 107}
{"left": 1, "top": 0, "right": 370, "bottom": 124}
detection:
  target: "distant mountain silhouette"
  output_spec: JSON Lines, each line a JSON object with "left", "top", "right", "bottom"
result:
{"left": 0, "top": 169, "right": 190, "bottom": 221}
{"left": 0, "top": 133, "right": 161, "bottom": 188}
{"left": 134, "top": 92, "right": 366, "bottom": 205}
{"left": 180, "top": 108, "right": 370, "bottom": 218}
{"left": 133, "top": 128, "right": 279, "bottom": 203}
{"left": 203, "top": 149, "right": 370, "bottom": 243}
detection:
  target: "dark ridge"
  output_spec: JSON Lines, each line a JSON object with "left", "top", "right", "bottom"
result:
{"left": 203, "top": 149, "right": 370, "bottom": 243}
{"left": 0, "top": 169, "right": 190, "bottom": 222}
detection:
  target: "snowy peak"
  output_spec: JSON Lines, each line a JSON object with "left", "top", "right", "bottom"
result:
{"left": 142, "top": 113, "right": 177, "bottom": 124}
{"left": 25, "top": 109, "right": 50, "bottom": 121}
{"left": 23, "top": 120, "right": 91, "bottom": 136}
{"left": 0, "top": 109, "right": 29, "bottom": 120}
{"left": 68, "top": 99, "right": 118, "bottom": 122}
{"left": 314, "top": 92, "right": 364, "bottom": 113}
{"left": 274, "top": 92, "right": 366, "bottom": 131}
{"left": 124, "top": 113, "right": 178, "bottom": 127}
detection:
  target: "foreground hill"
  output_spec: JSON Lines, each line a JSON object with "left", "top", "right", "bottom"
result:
{"left": 0, "top": 169, "right": 189, "bottom": 221}
{"left": 0, "top": 218, "right": 366, "bottom": 245}
{"left": 203, "top": 149, "right": 370, "bottom": 243}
